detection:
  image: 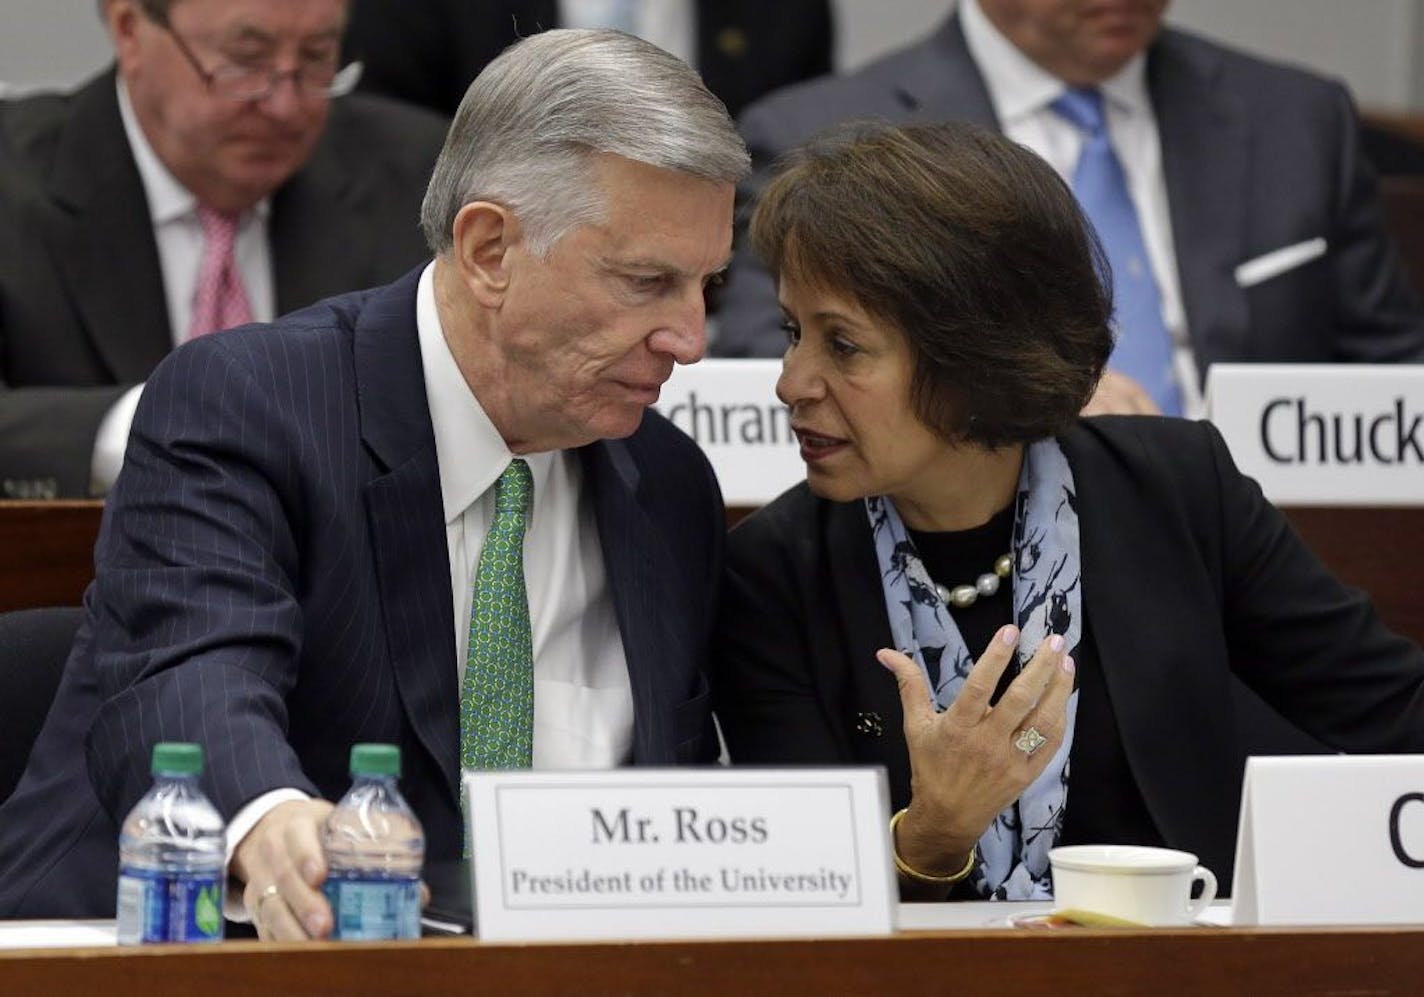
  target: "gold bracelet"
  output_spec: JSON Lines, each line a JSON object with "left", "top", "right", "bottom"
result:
{"left": 889, "top": 808, "right": 977, "bottom": 885}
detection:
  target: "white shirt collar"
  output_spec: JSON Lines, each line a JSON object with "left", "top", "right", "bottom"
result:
{"left": 960, "top": 0, "right": 1151, "bottom": 124}
{"left": 116, "top": 77, "right": 271, "bottom": 225}
{"left": 415, "top": 261, "right": 556, "bottom": 525}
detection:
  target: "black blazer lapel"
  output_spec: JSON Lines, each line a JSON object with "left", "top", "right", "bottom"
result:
{"left": 269, "top": 152, "right": 368, "bottom": 315}
{"left": 1151, "top": 31, "right": 1252, "bottom": 376}
{"left": 356, "top": 272, "right": 460, "bottom": 807}
{"left": 45, "top": 71, "right": 171, "bottom": 380}
{"left": 1063, "top": 422, "right": 1240, "bottom": 873}
{"left": 823, "top": 501, "right": 913, "bottom": 805}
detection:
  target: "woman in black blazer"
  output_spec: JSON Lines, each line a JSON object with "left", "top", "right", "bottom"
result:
{"left": 713, "top": 122, "right": 1424, "bottom": 901}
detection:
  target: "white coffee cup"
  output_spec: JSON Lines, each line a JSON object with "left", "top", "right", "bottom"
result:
{"left": 1048, "top": 845, "right": 1217, "bottom": 926}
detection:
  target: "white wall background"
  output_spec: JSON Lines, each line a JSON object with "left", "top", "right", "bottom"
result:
{"left": 2, "top": 1, "right": 1422, "bottom": 110}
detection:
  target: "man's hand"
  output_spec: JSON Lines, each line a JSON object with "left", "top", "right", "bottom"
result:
{"left": 232, "top": 798, "right": 336, "bottom": 941}
{"left": 1082, "top": 370, "right": 1161, "bottom": 416}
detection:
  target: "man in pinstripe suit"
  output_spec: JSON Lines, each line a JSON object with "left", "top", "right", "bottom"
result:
{"left": 0, "top": 29, "right": 747, "bottom": 937}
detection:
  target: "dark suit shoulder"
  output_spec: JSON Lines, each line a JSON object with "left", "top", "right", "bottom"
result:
{"left": 1154, "top": 28, "right": 1350, "bottom": 111}
{"left": 727, "top": 480, "right": 823, "bottom": 555}
{"left": 324, "top": 92, "right": 450, "bottom": 148}
{"left": 736, "top": 15, "right": 960, "bottom": 149}
{"left": 1064, "top": 415, "right": 1227, "bottom": 484}
{"left": 153, "top": 284, "right": 375, "bottom": 392}
{"left": 0, "top": 88, "right": 73, "bottom": 171}
{"left": 622, "top": 407, "right": 722, "bottom": 502}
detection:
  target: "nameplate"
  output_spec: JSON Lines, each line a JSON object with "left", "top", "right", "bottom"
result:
{"left": 1205, "top": 364, "right": 1424, "bottom": 505}
{"left": 463, "top": 768, "right": 895, "bottom": 941}
{"left": 651, "top": 360, "right": 801, "bottom": 507}
{"left": 1232, "top": 755, "right": 1424, "bottom": 925}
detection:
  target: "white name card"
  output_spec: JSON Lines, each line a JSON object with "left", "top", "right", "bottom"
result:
{"left": 651, "top": 359, "right": 802, "bottom": 507}
{"left": 1205, "top": 364, "right": 1424, "bottom": 505}
{"left": 463, "top": 767, "right": 895, "bottom": 941}
{"left": 1232, "top": 755, "right": 1424, "bottom": 925}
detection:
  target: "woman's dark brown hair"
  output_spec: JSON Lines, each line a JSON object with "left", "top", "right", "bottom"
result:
{"left": 750, "top": 121, "right": 1114, "bottom": 447}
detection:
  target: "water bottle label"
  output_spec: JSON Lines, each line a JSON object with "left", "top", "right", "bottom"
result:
{"left": 324, "top": 873, "right": 421, "bottom": 940}
{"left": 116, "top": 868, "right": 224, "bottom": 944}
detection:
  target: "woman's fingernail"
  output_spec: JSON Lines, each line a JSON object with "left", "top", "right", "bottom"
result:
{"left": 304, "top": 912, "right": 326, "bottom": 937}
{"left": 302, "top": 859, "right": 321, "bottom": 884}
{"left": 1049, "top": 634, "right": 1065, "bottom": 653}
{"left": 999, "top": 625, "right": 1019, "bottom": 646}
{"left": 1062, "top": 655, "right": 1076, "bottom": 674}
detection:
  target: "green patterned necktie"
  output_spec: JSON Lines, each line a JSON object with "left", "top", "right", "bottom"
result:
{"left": 461, "top": 458, "right": 535, "bottom": 770}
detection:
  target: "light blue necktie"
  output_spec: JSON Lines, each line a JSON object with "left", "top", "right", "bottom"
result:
{"left": 1051, "top": 87, "right": 1183, "bottom": 415}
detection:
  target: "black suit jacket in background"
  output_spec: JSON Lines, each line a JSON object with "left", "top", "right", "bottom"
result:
{"left": 0, "top": 267, "right": 725, "bottom": 918}
{"left": 712, "top": 14, "right": 1424, "bottom": 368}
{"left": 341, "top": 0, "right": 834, "bottom": 120}
{"left": 713, "top": 417, "right": 1424, "bottom": 886}
{"left": 0, "top": 70, "right": 449, "bottom": 497}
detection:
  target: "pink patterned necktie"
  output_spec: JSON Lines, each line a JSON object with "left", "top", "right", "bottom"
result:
{"left": 187, "top": 205, "right": 254, "bottom": 340}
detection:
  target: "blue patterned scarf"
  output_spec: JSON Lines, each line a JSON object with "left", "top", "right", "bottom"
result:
{"left": 868, "top": 438, "right": 1082, "bottom": 899}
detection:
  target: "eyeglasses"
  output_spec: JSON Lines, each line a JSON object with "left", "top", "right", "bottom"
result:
{"left": 157, "top": 19, "right": 363, "bottom": 102}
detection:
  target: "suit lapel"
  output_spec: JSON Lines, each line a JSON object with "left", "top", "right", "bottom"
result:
{"left": 46, "top": 71, "right": 171, "bottom": 380}
{"left": 1063, "top": 423, "right": 1239, "bottom": 862}
{"left": 580, "top": 439, "right": 690, "bottom": 764}
{"left": 269, "top": 145, "right": 367, "bottom": 315}
{"left": 900, "top": 14, "right": 1000, "bottom": 128}
{"left": 1151, "top": 32, "right": 1252, "bottom": 374}
{"left": 356, "top": 271, "right": 460, "bottom": 805}
{"left": 823, "top": 501, "right": 912, "bottom": 804}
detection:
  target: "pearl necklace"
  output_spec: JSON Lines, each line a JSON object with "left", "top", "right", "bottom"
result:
{"left": 934, "top": 553, "right": 1013, "bottom": 609}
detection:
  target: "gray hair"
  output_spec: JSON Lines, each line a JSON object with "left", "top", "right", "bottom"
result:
{"left": 419, "top": 29, "right": 749, "bottom": 257}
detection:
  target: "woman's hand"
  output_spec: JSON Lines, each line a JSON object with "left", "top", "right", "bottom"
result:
{"left": 877, "top": 624, "right": 1075, "bottom": 878}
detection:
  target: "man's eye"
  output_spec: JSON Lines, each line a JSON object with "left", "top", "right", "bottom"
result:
{"left": 628, "top": 274, "right": 668, "bottom": 292}
{"left": 703, "top": 272, "right": 726, "bottom": 290}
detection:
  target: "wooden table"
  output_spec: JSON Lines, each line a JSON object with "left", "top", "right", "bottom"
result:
{"left": 3, "top": 925, "right": 1424, "bottom": 996}
{"left": 0, "top": 501, "right": 101, "bottom": 612}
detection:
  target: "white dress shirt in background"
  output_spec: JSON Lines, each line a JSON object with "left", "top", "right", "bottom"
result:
{"left": 560, "top": 0, "right": 696, "bottom": 66}
{"left": 92, "top": 82, "right": 278, "bottom": 492}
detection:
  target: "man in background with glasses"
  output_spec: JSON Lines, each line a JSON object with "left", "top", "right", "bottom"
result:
{"left": 0, "top": 0, "right": 448, "bottom": 499}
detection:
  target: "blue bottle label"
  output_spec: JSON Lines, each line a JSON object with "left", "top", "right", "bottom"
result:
{"left": 324, "top": 871, "right": 421, "bottom": 940}
{"left": 116, "top": 867, "right": 224, "bottom": 944}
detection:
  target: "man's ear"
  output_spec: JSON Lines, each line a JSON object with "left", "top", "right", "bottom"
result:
{"left": 450, "top": 201, "right": 520, "bottom": 308}
{"left": 106, "top": 0, "right": 142, "bottom": 68}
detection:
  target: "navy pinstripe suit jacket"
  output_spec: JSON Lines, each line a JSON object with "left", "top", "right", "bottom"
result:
{"left": 0, "top": 266, "right": 724, "bottom": 917}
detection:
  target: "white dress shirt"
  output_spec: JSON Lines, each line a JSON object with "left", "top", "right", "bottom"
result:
{"left": 559, "top": 0, "right": 695, "bottom": 66}
{"left": 960, "top": 0, "right": 1204, "bottom": 416}
{"left": 91, "top": 82, "right": 278, "bottom": 493}
{"left": 225, "top": 262, "right": 632, "bottom": 917}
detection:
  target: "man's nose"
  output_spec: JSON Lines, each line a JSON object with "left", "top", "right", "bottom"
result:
{"left": 255, "top": 71, "right": 310, "bottom": 119}
{"left": 648, "top": 291, "right": 708, "bottom": 365}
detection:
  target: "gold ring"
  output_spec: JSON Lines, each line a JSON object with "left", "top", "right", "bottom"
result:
{"left": 254, "top": 883, "right": 280, "bottom": 920}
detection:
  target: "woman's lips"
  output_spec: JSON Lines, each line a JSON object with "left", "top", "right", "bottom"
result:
{"left": 793, "top": 426, "right": 847, "bottom": 463}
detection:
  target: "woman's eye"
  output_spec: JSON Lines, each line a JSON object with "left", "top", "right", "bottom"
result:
{"left": 831, "top": 335, "right": 859, "bottom": 357}
{"left": 780, "top": 320, "right": 801, "bottom": 345}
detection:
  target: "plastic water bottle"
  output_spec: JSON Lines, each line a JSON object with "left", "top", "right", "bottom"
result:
{"left": 322, "top": 743, "right": 425, "bottom": 940}
{"left": 115, "top": 742, "right": 226, "bottom": 944}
